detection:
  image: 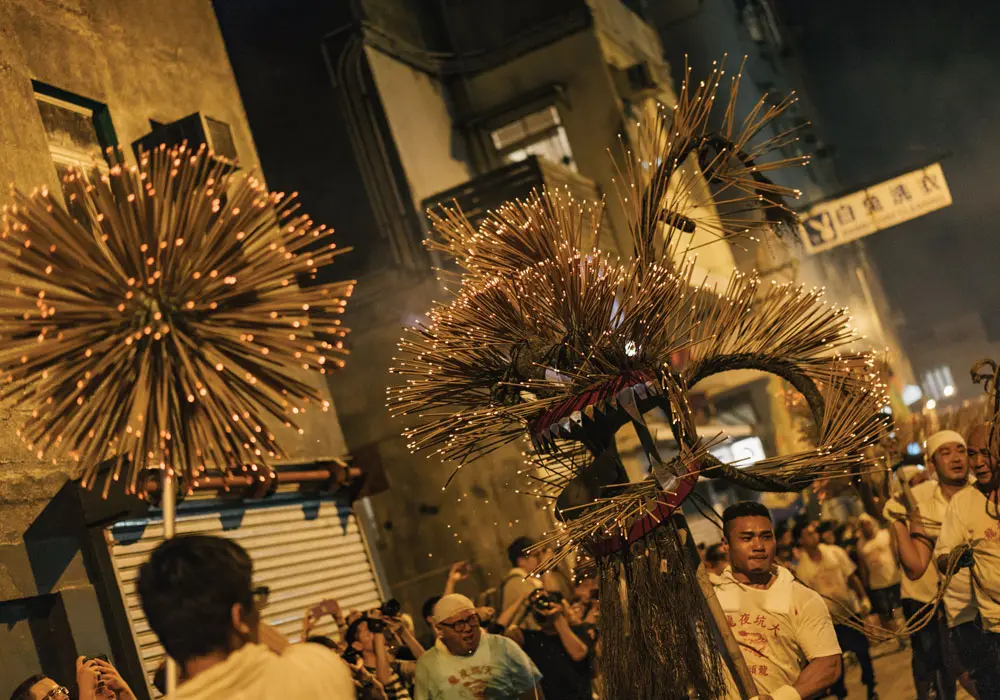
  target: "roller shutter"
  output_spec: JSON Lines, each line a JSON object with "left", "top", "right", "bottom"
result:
{"left": 105, "top": 493, "right": 384, "bottom": 696}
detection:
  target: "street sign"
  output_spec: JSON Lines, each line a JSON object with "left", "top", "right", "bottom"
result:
{"left": 797, "top": 163, "right": 952, "bottom": 254}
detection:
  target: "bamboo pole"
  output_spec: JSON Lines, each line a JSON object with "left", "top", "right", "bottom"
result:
{"left": 674, "top": 514, "right": 757, "bottom": 700}
{"left": 162, "top": 469, "right": 178, "bottom": 695}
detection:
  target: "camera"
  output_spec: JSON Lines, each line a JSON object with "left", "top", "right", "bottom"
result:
{"left": 367, "top": 616, "right": 386, "bottom": 634}
{"left": 379, "top": 598, "right": 401, "bottom": 618}
{"left": 528, "top": 588, "right": 561, "bottom": 612}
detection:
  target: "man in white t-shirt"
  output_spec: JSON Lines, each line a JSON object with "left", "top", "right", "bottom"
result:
{"left": 712, "top": 501, "right": 842, "bottom": 700}
{"left": 935, "top": 423, "right": 1000, "bottom": 697}
{"left": 857, "top": 515, "right": 901, "bottom": 635}
{"left": 415, "top": 594, "right": 542, "bottom": 699}
{"left": 884, "top": 429, "right": 975, "bottom": 700}
{"left": 793, "top": 521, "right": 876, "bottom": 699}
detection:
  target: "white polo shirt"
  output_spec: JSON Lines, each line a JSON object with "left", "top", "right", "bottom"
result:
{"left": 713, "top": 565, "right": 841, "bottom": 700}
{"left": 884, "top": 479, "right": 976, "bottom": 627}
{"left": 935, "top": 486, "right": 1000, "bottom": 632}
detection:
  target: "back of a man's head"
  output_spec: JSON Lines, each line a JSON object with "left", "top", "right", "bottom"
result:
{"left": 138, "top": 534, "right": 253, "bottom": 665}
{"left": 507, "top": 536, "right": 535, "bottom": 567}
{"left": 721, "top": 501, "right": 772, "bottom": 539}
{"left": 704, "top": 543, "right": 726, "bottom": 565}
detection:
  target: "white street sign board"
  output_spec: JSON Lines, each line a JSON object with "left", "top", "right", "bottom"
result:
{"left": 797, "top": 163, "right": 952, "bottom": 254}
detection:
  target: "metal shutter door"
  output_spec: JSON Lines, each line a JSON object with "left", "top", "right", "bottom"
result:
{"left": 106, "top": 494, "right": 383, "bottom": 694}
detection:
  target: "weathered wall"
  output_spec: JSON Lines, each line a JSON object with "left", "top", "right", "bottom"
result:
{"left": 365, "top": 47, "right": 474, "bottom": 207}
{"left": 327, "top": 46, "right": 556, "bottom": 626}
{"left": 0, "top": 0, "right": 345, "bottom": 692}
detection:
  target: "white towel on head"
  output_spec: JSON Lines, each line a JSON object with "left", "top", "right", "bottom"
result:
{"left": 433, "top": 593, "right": 476, "bottom": 623}
{"left": 925, "top": 430, "right": 965, "bottom": 459}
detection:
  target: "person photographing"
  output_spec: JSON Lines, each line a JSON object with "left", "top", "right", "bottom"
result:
{"left": 505, "top": 589, "right": 593, "bottom": 700}
{"left": 344, "top": 606, "right": 422, "bottom": 700}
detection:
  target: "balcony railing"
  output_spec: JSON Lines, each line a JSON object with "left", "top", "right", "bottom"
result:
{"left": 420, "top": 156, "right": 614, "bottom": 247}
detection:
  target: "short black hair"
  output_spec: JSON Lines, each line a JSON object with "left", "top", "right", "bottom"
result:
{"left": 817, "top": 520, "right": 836, "bottom": 534}
{"left": 721, "top": 501, "right": 772, "bottom": 538}
{"left": 507, "top": 536, "right": 536, "bottom": 566}
{"left": 138, "top": 534, "right": 254, "bottom": 665}
{"left": 792, "top": 520, "right": 812, "bottom": 543}
{"left": 9, "top": 675, "right": 46, "bottom": 700}
{"left": 704, "top": 543, "right": 727, "bottom": 564}
{"left": 345, "top": 616, "right": 368, "bottom": 646}
{"left": 422, "top": 595, "right": 441, "bottom": 622}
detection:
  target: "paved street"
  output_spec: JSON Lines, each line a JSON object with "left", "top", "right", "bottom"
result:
{"left": 842, "top": 640, "right": 974, "bottom": 700}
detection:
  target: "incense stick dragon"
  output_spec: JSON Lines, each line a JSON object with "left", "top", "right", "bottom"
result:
{"left": 390, "top": 62, "right": 890, "bottom": 698}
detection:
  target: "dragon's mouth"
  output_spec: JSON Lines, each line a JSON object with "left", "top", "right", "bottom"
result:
{"left": 527, "top": 370, "right": 664, "bottom": 452}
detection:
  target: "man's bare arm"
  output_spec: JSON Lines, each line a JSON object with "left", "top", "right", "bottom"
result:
{"left": 890, "top": 519, "right": 933, "bottom": 580}
{"left": 792, "top": 654, "right": 842, "bottom": 699}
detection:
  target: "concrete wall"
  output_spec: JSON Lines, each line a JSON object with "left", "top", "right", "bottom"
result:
{"left": 366, "top": 47, "right": 474, "bottom": 208}
{"left": 0, "top": 0, "right": 344, "bottom": 692}
{"left": 324, "top": 46, "right": 557, "bottom": 628}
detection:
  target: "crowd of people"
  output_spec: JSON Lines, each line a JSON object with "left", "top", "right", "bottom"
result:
{"left": 709, "top": 425, "right": 1000, "bottom": 700}
{"left": 12, "top": 425, "right": 1000, "bottom": 700}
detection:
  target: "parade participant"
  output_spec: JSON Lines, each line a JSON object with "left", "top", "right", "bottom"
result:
{"left": 137, "top": 534, "right": 355, "bottom": 699}
{"left": 935, "top": 423, "right": 1000, "bottom": 696}
{"left": 793, "top": 521, "right": 877, "bottom": 699}
{"left": 856, "top": 514, "right": 902, "bottom": 635}
{"left": 712, "top": 502, "right": 842, "bottom": 700}
{"left": 414, "top": 594, "right": 542, "bottom": 700}
{"left": 884, "top": 429, "right": 975, "bottom": 700}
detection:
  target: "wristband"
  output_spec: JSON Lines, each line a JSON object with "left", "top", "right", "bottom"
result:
{"left": 771, "top": 685, "right": 802, "bottom": 700}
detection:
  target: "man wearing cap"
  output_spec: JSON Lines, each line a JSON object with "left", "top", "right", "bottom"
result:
{"left": 883, "top": 429, "right": 975, "bottom": 700}
{"left": 414, "top": 594, "right": 543, "bottom": 699}
{"left": 935, "top": 423, "right": 1000, "bottom": 697}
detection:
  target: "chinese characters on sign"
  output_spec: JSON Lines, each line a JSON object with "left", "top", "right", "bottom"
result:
{"left": 797, "top": 163, "right": 952, "bottom": 254}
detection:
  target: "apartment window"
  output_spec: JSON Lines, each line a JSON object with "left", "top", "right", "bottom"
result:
{"left": 33, "top": 85, "right": 117, "bottom": 190}
{"left": 490, "top": 106, "right": 576, "bottom": 171}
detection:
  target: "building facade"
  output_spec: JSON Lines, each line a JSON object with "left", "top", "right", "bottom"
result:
{"left": 0, "top": 2, "right": 376, "bottom": 697}
{"left": 215, "top": 0, "right": 844, "bottom": 617}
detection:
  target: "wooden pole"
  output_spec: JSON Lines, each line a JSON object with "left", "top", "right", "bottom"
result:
{"left": 673, "top": 514, "right": 757, "bottom": 699}
{"left": 163, "top": 469, "right": 178, "bottom": 695}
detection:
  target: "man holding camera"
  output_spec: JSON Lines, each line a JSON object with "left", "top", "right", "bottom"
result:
{"left": 505, "top": 589, "right": 593, "bottom": 700}
{"left": 415, "top": 594, "right": 542, "bottom": 699}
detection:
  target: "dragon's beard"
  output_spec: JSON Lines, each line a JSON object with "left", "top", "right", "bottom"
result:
{"left": 596, "top": 519, "right": 727, "bottom": 700}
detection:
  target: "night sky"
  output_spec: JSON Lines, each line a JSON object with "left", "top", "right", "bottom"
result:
{"left": 777, "top": 1, "right": 1000, "bottom": 350}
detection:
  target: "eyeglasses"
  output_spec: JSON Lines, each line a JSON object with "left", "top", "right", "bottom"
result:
{"left": 439, "top": 615, "right": 480, "bottom": 632}
{"left": 252, "top": 585, "right": 270, "bottom": 607}
{"left": 41, "top": 687, "right": 70, "bottom": 700}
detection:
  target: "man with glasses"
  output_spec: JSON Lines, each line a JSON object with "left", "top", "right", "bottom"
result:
{"left": 138, "top": 534, "right": 355, "bottom": 699}
{"left": 10, "top": 657, "right": 136, "bottom": 700}
{"left": 415, "top": 594, "right": 542, "bottom": 699}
